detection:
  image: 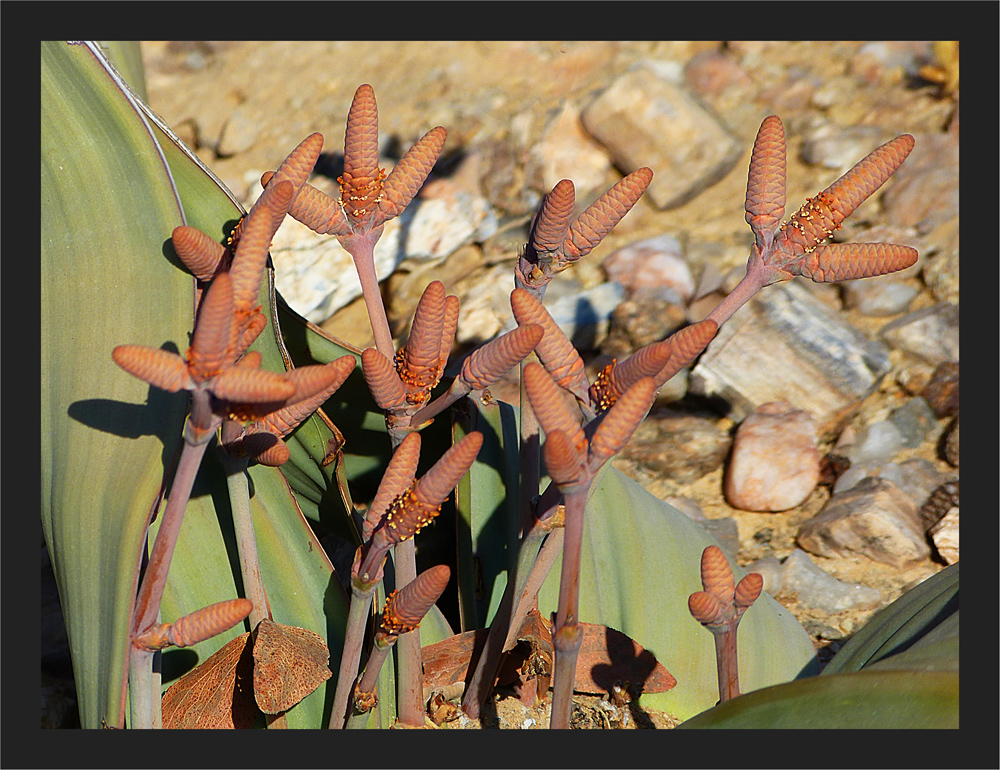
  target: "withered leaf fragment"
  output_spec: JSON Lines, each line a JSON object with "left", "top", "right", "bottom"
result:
{"left": 252, "top": 619, "right": 332, "bottom": 714}
{"left": 162, "top": 632, "right": 259, "bottom": 729}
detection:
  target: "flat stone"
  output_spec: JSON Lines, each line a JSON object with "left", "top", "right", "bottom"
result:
{"left": 724, "top": 401, "right": 820, "bottom": 512}
{"left": 782, "top": 549, "right": 882, "bottom": 614}
{"left": 745, "top": 555, "right": 783, "bottom": 596}
{"left": 928, "top": 507, "right": 959, "bottom": 564}
{"left": 841, "top": 279, "right": 919, "bottom": 317}
{"left": 581, "top": 66, "right": 741, "bottom": 210}
{"left": 796, "top": 477, "right": 930, "bottom": 568}
{"left": 619, "top": 410, "right": 731, "bottom": 485}
{"left": 216, "top": 107, "right": 259, "bottom": 157}
{"left": 600, "top": 295, "right": 687, "bottom": 360}
{"left": 879, "top": 303, "right": 959, "bottom": 366}
{"left": 690, "top": 281, "right": 892, "bottom": 436}
{"left": 800, "top": 123, "right": 891, "bottom": 171}
{"left": 920, "top": 362, "right": 959, "bottom": 417}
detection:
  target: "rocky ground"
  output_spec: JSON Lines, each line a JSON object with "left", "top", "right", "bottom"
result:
{"left": 43, "top": 41, "right": 959, "bottom": 728}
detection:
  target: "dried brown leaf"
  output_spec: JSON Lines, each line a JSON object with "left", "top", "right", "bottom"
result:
{"left": 252, "top": 619, "right": 331, "bottom": 714}
{"left": 162, "top": 632, "right": 259, "bottom": 729}
{"left": 573, "top": 622, "right": 677, "bottom": 696}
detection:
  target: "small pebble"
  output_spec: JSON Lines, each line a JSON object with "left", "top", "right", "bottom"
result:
{"left": 928, "top": 508, "right": 959, "bottom": 564}
{"left": 745, "top": 555, "right": 783, "bottom": 596}
{"left": 724, "top": 402, "right": 820, "bottom": 512}
{"left": 842, "top": 420, "right": 905, "bottom": 467}
{"left": 943, "top": 417, "right": 959, "bottom": 467}
{"left": 602, "top": 235, "right": 694, "bottom": 302}
{"left": 921, "top": 362, "right": 959, "bottom": 417}
{"left": 781, "top": 549, "right": 881, "bottom": 613}
{"left": 216, "top": 107, "right": 259, "bottom": 157}
{"left": 832, "top": 462, "right": 904, "bottom": 496}
{"left": 700, "top": 518, "right": 739, "bottom": 564}
{"left": 887, "top": 396, "right": 936, "bottom": 449}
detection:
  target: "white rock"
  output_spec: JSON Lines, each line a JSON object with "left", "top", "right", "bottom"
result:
{"left": 724, "top": 401, "right": 820, "bottom": 512}
{"left": 782, "top": 549, "right": 882, "bottom": 613}
{"left": 269, "top": 187, "right": 497, "bottom": 323}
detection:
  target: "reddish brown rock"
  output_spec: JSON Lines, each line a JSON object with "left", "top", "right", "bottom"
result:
{"left": 796, "top": 477, "right": 930, "bottom": 568}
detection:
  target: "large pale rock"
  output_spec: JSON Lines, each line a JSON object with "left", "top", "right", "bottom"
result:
{"left": 269, "top": 184, "right": 497, "bottom": 323}
{"left": 690, "top": 282, "right": 892, "bottom": 436}
{"left": 724, "top": 401, "right": 820, "bottom": 512}
{"left": 581, "top": 66, "right": 741, "bottom": 210}
{"left": 797, "top": 477, "right": 930, "bottom": 568}
{"left": 529, "top": 103, "right": 612, "bottom": 202}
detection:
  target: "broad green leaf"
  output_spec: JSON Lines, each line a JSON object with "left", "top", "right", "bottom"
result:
{"left": 41, "top": 40, "right": 192, "bottom": 729}
{"left": 453, "top": 396, "right": 521, "bottom": 631}
{"left": 677, "top": 669, "right": 958, "bottom": 728}
{"left": 823, "top": 562, "right": 959, "bottom": 675}
{"left": 41, "top": 40, "right": 387, "bottom": 729}
{"left": 537, "top": 465, "right": 819, "bottom": 721}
